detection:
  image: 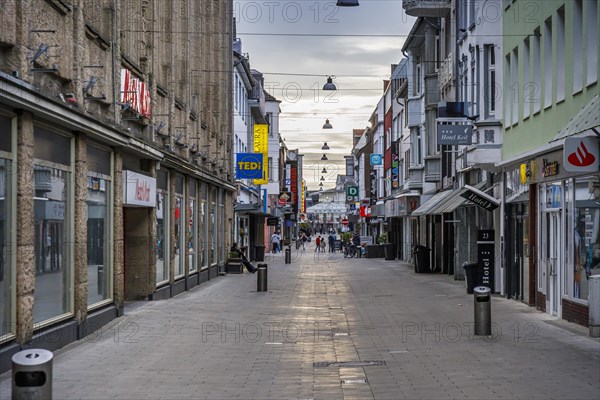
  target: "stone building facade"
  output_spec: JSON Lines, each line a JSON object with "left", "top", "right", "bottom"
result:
{"left": 0, "top": 0, "right": 234, "bottom": 372}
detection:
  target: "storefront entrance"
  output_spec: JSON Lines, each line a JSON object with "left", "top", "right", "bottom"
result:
{"left": 506, "top": 203, "right": 529, "bottom": 301}
{"left": 543, "top": 210, "right": 562, "bottom": 316}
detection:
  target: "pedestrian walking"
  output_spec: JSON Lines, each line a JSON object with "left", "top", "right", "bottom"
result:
{"left": 328, "top": 234, "right": 335, "bottom": 253}
{"left": 299, "top": 231, "right": 307, "bottom": 250}
{"left": 315, "top": 235, "right": 321, "bottom": 252}
{"left": 271, "top": 231, "right": 281, "bottom": 253}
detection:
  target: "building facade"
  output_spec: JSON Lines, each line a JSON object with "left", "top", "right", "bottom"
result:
{"left": 0, "top": 0, "right": 234, "bottom": 371}
{"left": 498, "top": 0, "right": 599, "bottom": 325}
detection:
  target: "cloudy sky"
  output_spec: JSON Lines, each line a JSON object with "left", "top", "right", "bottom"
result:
{"left": 235, "top": 0, "right": 416, "bottom": 190}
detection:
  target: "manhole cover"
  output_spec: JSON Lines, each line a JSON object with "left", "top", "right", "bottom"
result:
{"left": 341, "top": 379, "right": 368, "bottom": 384}
{"left": 313, "top": 360, "right": 386, "bottom": 368}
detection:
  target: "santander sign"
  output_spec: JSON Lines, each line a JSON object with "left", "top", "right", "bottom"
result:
{"left": 564, "top": 137, "right": 599, "bottom": 172}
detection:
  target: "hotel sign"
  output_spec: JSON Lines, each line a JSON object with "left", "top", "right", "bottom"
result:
{"left": 459, "top": 185, "right": 499, "bottom": 211}
{"left": 123, "top": 170, "right": 156, "bottom": 207}
{"left": 437, "top": 123, "right": 473, "bottom": 145}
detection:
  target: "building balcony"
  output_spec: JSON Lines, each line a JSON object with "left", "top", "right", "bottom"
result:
{"left": 424, "top": 74, "right": 439, "bottom": 107}
{"left": 424, "top": 156, "right": 441, "bottom": 182}
{"left": 248, "top": 85, "right": 267, "bottom": 123}
{"left": 439, "top": 54, "right": 453, "bottom": 91}
{"left": 407, "top": 96, "right": 424, "bottom": 127}
{"left": 402, "top": 0, "right": 451, "bottom": 17}
{"left": 407, "top": 165, "right": 424, "bottom": 190}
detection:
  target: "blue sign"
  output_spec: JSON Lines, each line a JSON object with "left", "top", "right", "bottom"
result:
{"left": 370, "top": 154, "right": 383, "bottom": 165}
{"left": 235, "top": 153, "right": 264, "bottom": 179}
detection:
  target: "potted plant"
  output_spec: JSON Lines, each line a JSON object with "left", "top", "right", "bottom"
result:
{"left": 378, "top": 232, "right": 396, "bottom": 261}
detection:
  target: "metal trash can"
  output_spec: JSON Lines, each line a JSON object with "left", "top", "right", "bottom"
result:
{"left": 463, "top": 262, "right": 479, "bottom": 294}
{"left": 257, "top": 264, "right": 267, "bottom": 292}
{"left": 12, "top": 349, "right": 53, "bottom": 400}
{"left": 589, "top": 275, "right": 600, "bottom": 337}
{"left": 285, "top": 248, "right": 291, "bottom": 264}
{"left": 384, "top": 243, "right": 395, "bottom": 260}
{"left": 473, "top": 286, "right": 491, "bottom": 336}
{"left": 414, "top": 245, "right": 431, "bottom": 273}
{"left": 254, "top": 245, "right": 265, "bottom": 262}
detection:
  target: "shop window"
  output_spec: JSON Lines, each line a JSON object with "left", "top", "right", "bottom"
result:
{"left": 200, "top": 183, "right": 207, "bottom": 269}
{"left": 87, "top": 145, "right": 112, "bottom": 308}
{"left": 219, "top": 190, "right": 225, "bottom": 264}
{"left": 0, "top": 115, "right": 14, "bottom": 340}
{"left": 33, "top": 128, "right": 73, "bottom": 325}
{"left": 188, "top": 180, "right": 198, "bottom": 273}
{"left": 156, "top": 170, "right": 169, "bottom": 284}
{"left": 573, "top": 176, "right": 600, "bottom": 300}
{"left": 210, "top": 187, "right": 217, "bottom": 265}
{"left": 174, "top": 175, "right": 184, "bottom": 278}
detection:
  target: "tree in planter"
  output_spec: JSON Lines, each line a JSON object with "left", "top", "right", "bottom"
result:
{"left": 377, "top": 232, "right": 389, "bottom": 244}
{"left": 340, "top": 232, "right": 352, "bottom": 244}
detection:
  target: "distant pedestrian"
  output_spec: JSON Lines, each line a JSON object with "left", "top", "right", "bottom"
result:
{"left": 271, "top": 231, "right": 281, "bottom": 253}
{"left": 315, "top": 235, "right": 321, "bottom": 252}
{"left": 299, "top": 232, "right": 307, "bottom": 250}
{"left": 328, "top": 234, "right": 335, "bottom": 253}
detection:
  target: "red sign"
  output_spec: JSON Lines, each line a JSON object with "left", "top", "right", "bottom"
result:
{"left": 564, "top": 137, "right": 599, "bottom": 172}
{"left": 341, "top": 218, "right": 349, "bottom": 226}
{"left": 278, "top": 198, "right": 287, "bottom": 206}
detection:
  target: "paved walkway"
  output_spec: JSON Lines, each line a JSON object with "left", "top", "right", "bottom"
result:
{"left": 2, "top": 244, "right": 600, "bottom": 399}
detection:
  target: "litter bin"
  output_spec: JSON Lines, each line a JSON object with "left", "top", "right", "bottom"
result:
{"left": 474, "top": 286, "right": 491, "bottom": 335}
{"left": 463, "top": 262, "right": 479, "bottom": 294}
{"left": 414, "top": 245, "right": 431, "bottom": 273}
{"left": 254, "top": 245, "right": 265, "bottom": 262}
{"left": 12, "top": 349, "right": 53, "bottom": 400}
{"left": 384, "top": 243, "right": 395, "bottom": 260}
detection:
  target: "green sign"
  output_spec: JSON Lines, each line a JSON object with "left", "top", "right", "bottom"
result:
{"left": 347, "top": 186, "right": 358, "bottom": 197}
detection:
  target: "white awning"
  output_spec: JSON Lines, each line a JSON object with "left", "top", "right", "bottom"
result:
{"left": 435, "top": 182, "right": 488, "bottom": 214}
{"left": 411, "top": 190, "right": 454, "bottom": 217}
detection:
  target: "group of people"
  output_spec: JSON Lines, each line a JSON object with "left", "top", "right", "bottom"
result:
{"left": 270, "top": 232, "right": 282, "bottom": 253}
{"left": 314, "top": 233, "right": 340, "bottom": 253}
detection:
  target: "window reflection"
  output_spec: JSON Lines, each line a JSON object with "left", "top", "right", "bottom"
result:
{"left": 156, "top": 191, "right": 168, "bottom": 283}
{"left": 33, "top": 164, "right": 71, "bottom": 324}
{"left": 87, "top": 176, "right": 111, "bottom": 306}
{"left": 0, "top": 157, "right": 13, "bottom": 337}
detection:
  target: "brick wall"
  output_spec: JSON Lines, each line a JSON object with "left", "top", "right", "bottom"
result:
{"left": 536, "top": 291, "right": 546, "bottom": 313}
{"left": 562, "top": 299, "right": 589, "bottom": 327}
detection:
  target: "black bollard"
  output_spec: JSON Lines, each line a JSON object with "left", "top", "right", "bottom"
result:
{"left": 257, "top": 265, "right": 267, "bottom": 292}
{"left": 285, "top": 248, "right": 291, "bottom": 264}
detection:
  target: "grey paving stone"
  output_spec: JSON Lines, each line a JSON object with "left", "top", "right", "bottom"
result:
{"left": 1, "top": 251, "right": 599, "bottom": 399}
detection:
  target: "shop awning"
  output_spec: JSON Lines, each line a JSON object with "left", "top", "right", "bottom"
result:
{"left": 435, "top": 182, "right": 488, "bottom": 214}
{"left": 234, "top": 203, "right": 274, "bottom": 218}
{"left": 436, "top": 183, "right": 500, "bottom": 213}
{"left": 411, "top": 190, "right": 454, "bottom": 217}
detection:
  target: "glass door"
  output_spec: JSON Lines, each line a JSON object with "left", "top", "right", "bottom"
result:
{"left": 545, "top": 211, "right": 562, "bottom": 316}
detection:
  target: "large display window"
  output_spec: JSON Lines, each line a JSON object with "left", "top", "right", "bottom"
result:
{"left": 570, "top": 176, "right": 600, "bottom": 301}
{"left": 156, "top": 170, "right": 169, "bottom": 285}
{"left": 174, "top": 175, "right": 185, "bottom": 278}
{"left": 200, "top": 183, "right": 207, "bottom": 270}
{"left": 210, "top": 187, "right": 218, "bottom": 265}
{"left": 218, "top": 190, "right": 225, "bottom": 264}
{"left": 0, "top": 114, "right": 15, "bottom": 340}
{"left": 188, "top": 180, "right": 198, "bottom": 273}
{"left": 33, "top": 127, "right": 73, "bottom": 325}
{"left": 86, "top": 145, "right": 112, "bottom": 308}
